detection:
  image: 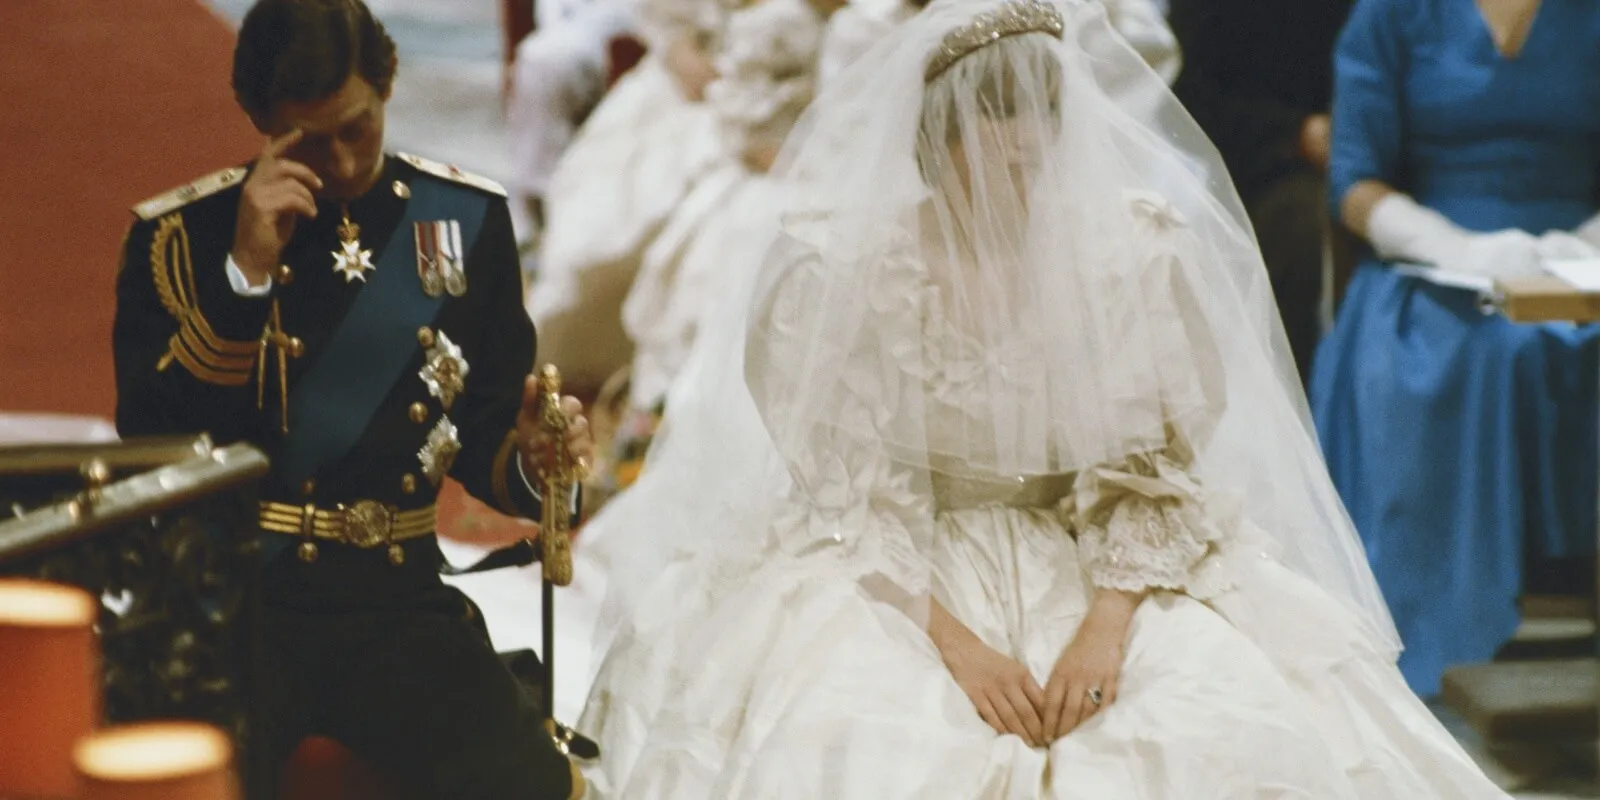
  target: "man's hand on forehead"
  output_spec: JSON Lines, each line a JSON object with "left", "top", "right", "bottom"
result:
{"left": 229, "top": 128, "right": 323, "bottom": 285}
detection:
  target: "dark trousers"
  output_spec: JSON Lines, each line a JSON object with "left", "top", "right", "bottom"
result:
{"left": 1245, "top": 170, "right": 1327, "bottom": 386}
{"left": 252, "top": 539, "right": 572, "bottom": 800}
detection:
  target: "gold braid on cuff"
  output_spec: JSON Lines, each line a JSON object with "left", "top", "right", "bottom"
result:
{"left": 150, "top": 214, "right": 258, "bottom": 386}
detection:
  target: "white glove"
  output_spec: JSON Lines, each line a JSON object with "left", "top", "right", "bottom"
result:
{"left": 1366, "top": 193, "right": 1542, "bottom": 280}
{"left": 1573, "top": 212, "right": 1600, "bottom": 249}
{"left": 1535, "top": 230, "right": 1600, "bottom": 261}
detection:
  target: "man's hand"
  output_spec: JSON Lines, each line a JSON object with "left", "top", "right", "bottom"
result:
{"left": 515, "top": 375, "right": 595, "bottom": 486}
{"left": 1299, "top": 113, "right": 1331, "bottom": 172}
{"left": 232, "top": 129, "right": 322, "bottom": 286}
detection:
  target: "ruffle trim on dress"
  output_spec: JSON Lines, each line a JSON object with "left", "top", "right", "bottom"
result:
{"left": 1061, "top": 449, "right": 1239, "bottom": 599}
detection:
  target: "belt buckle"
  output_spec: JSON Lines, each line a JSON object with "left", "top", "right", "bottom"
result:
{"left": 342, "top": 500, "right": 395, "bottom": 549}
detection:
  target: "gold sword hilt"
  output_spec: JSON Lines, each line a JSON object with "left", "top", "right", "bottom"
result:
{"left": 535, "top": 364, "right": 576, "bottom": 586}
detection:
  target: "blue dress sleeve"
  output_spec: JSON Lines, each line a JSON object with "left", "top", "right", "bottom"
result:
{"left": 1328, "top": 0, "right": 1410, "bottom": 216}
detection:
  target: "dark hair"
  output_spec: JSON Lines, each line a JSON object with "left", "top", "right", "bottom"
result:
{"left": 914, "top": 39, "right": 1062, "bottom": 184}
{"left": 919, "top": 39, "right": 1062, "bottom": 142}
{"left": 232, "top": 0, "right": 398, "bottom": 122}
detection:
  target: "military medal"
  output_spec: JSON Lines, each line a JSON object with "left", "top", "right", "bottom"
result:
{"left": 415, "top": 220, "right": 467, "bottom": 298}
{"left": 332, "top": 203, "right": 376, "bottom": 283}
{"left": 419, "top": 330, "right": 469, "bottom": 410}
{"left": 440, "top": 221, "right": 467, "bottom": 297}
{"left": 418, "top": 416, "right": 462, "bottom": 486}
{"left": 415, "top": 217, "right": 444, "bottom": 297}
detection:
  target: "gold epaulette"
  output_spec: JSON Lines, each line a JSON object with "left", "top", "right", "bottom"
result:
{"left": 132, "top": 166, "right": 249, "bottom": 222}
{"left": 396, "top": 153, "right": 506, "bottom": 197}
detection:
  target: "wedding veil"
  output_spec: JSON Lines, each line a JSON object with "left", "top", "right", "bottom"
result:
{"left": 594, "top": 0, "right": 1400, "bottom": 662}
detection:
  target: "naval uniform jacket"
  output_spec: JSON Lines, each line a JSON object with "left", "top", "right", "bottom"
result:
{"left": 113, "top": 153, "right": 548, "bottom": 586}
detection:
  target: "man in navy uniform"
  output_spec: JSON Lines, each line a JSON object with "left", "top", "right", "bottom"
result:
{"left": 112, "top": 1, "right": 594, "bottom": 797}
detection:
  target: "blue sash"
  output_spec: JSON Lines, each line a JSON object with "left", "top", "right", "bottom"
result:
{"left": 277, "top": 179, "right": 489, "bottom": 486}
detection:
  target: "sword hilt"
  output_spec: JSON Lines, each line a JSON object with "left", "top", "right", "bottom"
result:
{"left": 535, "top": 364, "right": 576, "bottom": 586}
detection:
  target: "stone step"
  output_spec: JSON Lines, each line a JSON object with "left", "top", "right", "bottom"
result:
{"left": 1500, "top": 596, "right": 1596, "bottom": 661}
{"left": 1523, "top": 596, "right": 1595, "bottom": 620}
{"left": 1441, "top": 659, "right": 1598, "bottom": 743}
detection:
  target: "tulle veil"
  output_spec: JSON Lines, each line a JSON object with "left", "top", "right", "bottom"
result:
{"left": 583, "top": 0, "right": 1400, "bottom": 678}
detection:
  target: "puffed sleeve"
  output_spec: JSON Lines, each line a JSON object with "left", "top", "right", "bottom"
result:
{"left": 1059, "top": 190, "right": 1235, "bottom": 599}
{"left": 746, "top": 244, "right": 937, "bottom": 624}
{"left": 1328, "top": 0, "right": 1410, "bottom": 214}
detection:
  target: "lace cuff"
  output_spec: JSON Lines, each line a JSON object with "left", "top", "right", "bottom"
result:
{"left": 1062, "top": 449, "right": 1234, "bottom": 599}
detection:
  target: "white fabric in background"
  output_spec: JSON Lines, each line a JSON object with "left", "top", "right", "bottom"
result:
{"left": 508, "top": 0, "right": 640, "bottom": 200}
{"left": 0, "top": 413, "right": 118, "bottom": 445}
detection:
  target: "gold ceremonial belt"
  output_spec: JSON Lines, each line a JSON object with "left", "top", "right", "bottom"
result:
{"left": 259, "top": 500, "right": 437, "bottom": 549}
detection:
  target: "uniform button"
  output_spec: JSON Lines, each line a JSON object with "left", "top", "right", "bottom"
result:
{"left": 418, "top": 327, "right": 435, "bottom": 348}
{"left": 275, "top": 264, "right": 295, "bottom": 285}
{"left": 298, "top": 542, "right": 319, "bottom": 563}
{"left": 301, "top": 479, "right": 315, "bottom": 496}
{"left": 287, "top": 337, "right": 305, "bottom": 358}
{"left": 393, "top": 180, "right": 411, "bottom": 199}
{"left": 401, "top": 474, "right": 417, "bottom": 494}
{"left": 409, "top": 402, "right": 428, "bottom": 424}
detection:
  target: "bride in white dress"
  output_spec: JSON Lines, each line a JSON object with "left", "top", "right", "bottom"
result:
{"left": 575, "top": 0, "right": 1512, "bottom": 796}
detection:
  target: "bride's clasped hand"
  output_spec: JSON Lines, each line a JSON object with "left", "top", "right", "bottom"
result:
{"left": 935, "top": 589, "right": 1138, "bottom": 746}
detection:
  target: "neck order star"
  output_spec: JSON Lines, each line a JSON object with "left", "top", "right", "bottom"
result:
{"left": 332, "top": 203, "right": 376, "bottom": 283}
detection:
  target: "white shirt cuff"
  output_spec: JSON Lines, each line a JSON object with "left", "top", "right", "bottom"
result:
{"left": 226, "top": 254, "right": 274, "bottom": 297}
{"left": 515, "top": 452, "right": 582, "bottom": 515}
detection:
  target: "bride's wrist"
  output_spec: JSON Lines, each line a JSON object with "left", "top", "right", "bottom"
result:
{"left": 927, "top": 600, "right": 974, "bottom": 656}
{"left": 1086, "top": 587, "right": 1144, "bottom": 630}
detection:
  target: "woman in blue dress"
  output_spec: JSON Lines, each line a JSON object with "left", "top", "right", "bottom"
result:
{"left": 1311, "top": 0, "right": 1600, "bottom": 697}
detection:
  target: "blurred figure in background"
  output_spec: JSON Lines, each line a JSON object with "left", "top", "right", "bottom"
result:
{"left": 542, "top": 0, "right": 934, "bottom": 720}
{"left": 1168, "top": 0, "right": 1352, "bottom": 384}
{"left": 524, "top": 0, "right": 735, "bottom": 396}
{"left": 816, "top": 0, "right": 925, "bottom": 85}
{"left": 605, "top": 0, "right": 841, "bottom": 491}
{"left": 506, "top": 0, "right": 641, "bottom": 249}
{"left": 1311, "top": 0, "right": 1600, "bottom": 697}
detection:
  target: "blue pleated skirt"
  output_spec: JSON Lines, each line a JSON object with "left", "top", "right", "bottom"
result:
{"left": 1311, "top": 263, "right": 1599, "bottom": 696}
